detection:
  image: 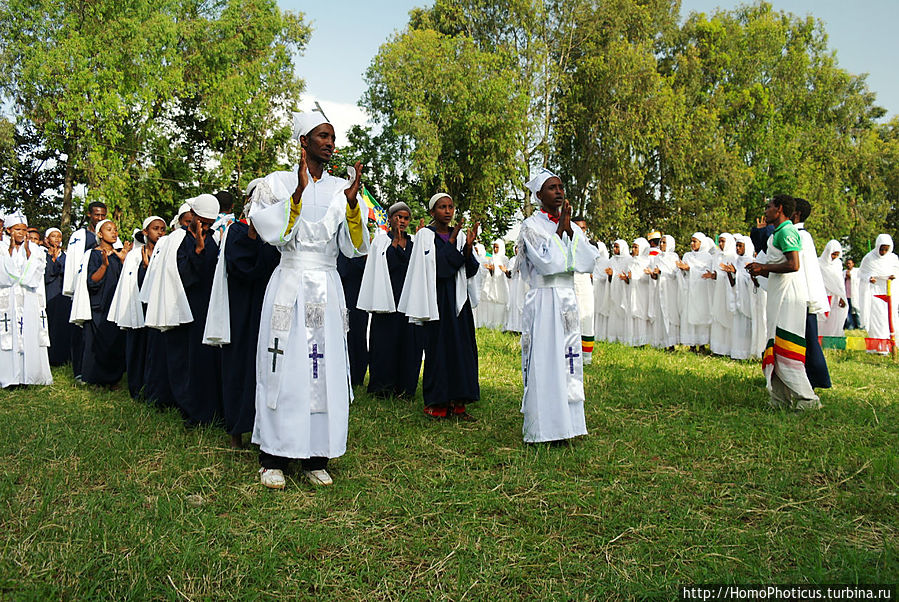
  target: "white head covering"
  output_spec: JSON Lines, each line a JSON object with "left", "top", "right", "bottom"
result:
{"left": 45, "top": 227, "right": 61, "bottom": 238}
{"left": 142, "top": 215, "right": 165, "bottom": 230}
{"left": 633, "top": 237, "right": 650, "bottom": 257}
{"left": 717, "top": 232, "right": 736, "bottom": 257}
{"left": 525, "top": 168, "right": 559, "bottom": 199}
{"left": 189, "top": 194, "right": 220, "bottom": 220}
{"left": 596, "top": 241, "right": 608, "bottom": 260}
{"left": 94, "top": 219, "right": 113, "bottom": 238}
{"left": 291, "top": 111, "right": 331, "bottom": 141}
{"left": 611, "top": 238, "right": 630, "bottom": 257}
{"left": 171, "top": 203, "right": 191, "bottom": 228}
{"left": 5, "top": 210, "right": 27, "bottom": 228}
{"left": 662, "top": 234, "right": 675, "bottom": 254}
{"left": 429, "top": 192, "right": 451, "bottom": 211}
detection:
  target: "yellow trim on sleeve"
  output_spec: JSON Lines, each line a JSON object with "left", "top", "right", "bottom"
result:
{"left": 346, "top": 202, "right": 363, "bottom": 249}
{"left": 284, "top": 195, "right": 302, "bottom": 240}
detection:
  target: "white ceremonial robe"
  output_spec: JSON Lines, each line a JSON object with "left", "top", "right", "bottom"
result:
{"left": 518, "top": 214, "right": 597, "bottom": 443}
{"left": 62, "top": 228, "right": 91, "bottom": 297}
{"left": 678, "top": 245, "right": 713, "bottom": 346}
{"left": 607, "top": 242, "right": 633, "bottom": 345}
{"left": 592, "top": 245, "right": 610, "bottom": 343}
{"left": 250, "top": 169, "right": 369, "bottom": 460}
{"left": 628, "top": 241, "right": 653, "bottom": 347}
{"left": 0, "top": 245, "right": 51, "bottom": 387}
{"left": 573, "top": 271, "right": 594, "bottom": 362}
{"left": 858, "top": 235, "right": 899, "bottom": 344}
{"left": 817, "top": 241, "right": 848, "bottom": 337}
{"left": 504, "top": 254, "right": 528, "bottom": 333}
{"left": 795, "top": 224, "right": 829, "bottom": 318}
{"left": 651, "top": 246, "right": 680, "bottom": 348}
{"left": 710, "top": 236, "right": 737, "bottom": 357}
{"left": 480, "top": 253, "right": 509, "bottom": 330}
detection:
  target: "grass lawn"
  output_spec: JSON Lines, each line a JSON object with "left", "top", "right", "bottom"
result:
{"left": 1, "top": 329, "right": 897, "bottom": 599}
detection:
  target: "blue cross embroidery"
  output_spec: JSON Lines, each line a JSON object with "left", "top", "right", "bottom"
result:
{"left": 565, "top": 347, "right": 580, "bottom": 375}
{"left": 18, "top": 317, "right": 24, "bottom": 335}
{"left": 268, "top": 338, "right": 284, "bottom": 373}
{"left": 309, "top": 343, "right": 324, "bottom": 379}
{"left": 39, "top": 310, "right": 47, "bottom": 329}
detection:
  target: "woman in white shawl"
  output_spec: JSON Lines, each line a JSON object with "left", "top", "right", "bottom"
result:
{"left": 726, "top": 235, "right": 758, "bottom": 359}
{"left": 471, "top": 243, "right": 488, "bottom": 327}
{"left": 709, "top": 233, "right": 737, "bottom": 356}
{"left": 677, "top": 233, "right": 714, "bottom": 349}
{"left": 858, "top": 234, "right": 899, "bottom": 352}
{"left": 649, "top": 235, "right": 680, "bottom": 349}
{"left": 592, "top": 241, "right": 610, "bottom": 343}
{"left": 479, "top": 239, "right": 510, "bottom": 329}
{"left": 628, "top": 238, "right": 653, "bottom": 346}
{"left": 606, "top": 239, "right": 632, "bottom": 344}
{"left": 504, "top": 245, "right": 528, "bottom": 333}
{"left": 817, "top": 239, "right": 848, "bottom": 337}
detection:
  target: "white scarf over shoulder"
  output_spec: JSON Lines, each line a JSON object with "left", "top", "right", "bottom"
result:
{"left": 140, "top": 228, "right": 192, "bottom": 331}
{"left": 357, "top": 229, "right": 396, "bottom": 313}
{"left": 107, "top": 242, "right": 146, "bottom": 328}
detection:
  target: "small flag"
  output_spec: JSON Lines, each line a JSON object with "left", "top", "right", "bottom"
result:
{"left": 361, "top": 185, "right": 388, "bottom": 230}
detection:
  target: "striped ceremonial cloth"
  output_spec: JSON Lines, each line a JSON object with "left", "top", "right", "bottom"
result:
{"left": 763, "top": 326, "right": 806, "bottom": 373}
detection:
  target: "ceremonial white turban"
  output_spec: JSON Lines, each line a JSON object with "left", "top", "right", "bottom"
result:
{"left": 5, "top": 210, "right": 27, "bottom": 227}
{"left": 291, "top": 111, "right": 330, "bottom": 141}
{"left": 428, "top": 192, "right": 451, "bottom": 211}
{"left": 525, "top": 168, "right": 560, "bottom": 197}
{"left": 245, "top": 177, "right": 264, "bottom": 197}
{"left": 189, "top": 194, "right": 220, "bottom": 220}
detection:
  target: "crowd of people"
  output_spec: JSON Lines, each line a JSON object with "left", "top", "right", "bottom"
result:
{"left": 2, "top": 112, "right": 898, "bottom": 490}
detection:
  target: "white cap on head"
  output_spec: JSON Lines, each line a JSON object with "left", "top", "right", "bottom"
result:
{"left": 45, "top": 227, "right": 61, "bottom": 238}
{"left": 525, "top": 168, "right": 560, "bottom": 196}
{"left": 5, "top": 210, "right": 27, "bottom": 228}
{"left": 94, "top": 219, "right": 112, "bottom": 235}
{"left": 291, "top": 111, "right": 330, "bottom": 141}
{"left": 171, "top": 203, "right": 191, "bottom": 229}
{"left": 189, "top": 194, "right": 220, "bottom": 220}
{"left": 142, "top": 215, "right": 165, "bottom": 230}
{"left": 428, "top": 192, "right": 451, "bottom": 211}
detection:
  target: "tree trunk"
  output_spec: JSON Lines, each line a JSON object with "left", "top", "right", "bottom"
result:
{"left": 60, "top": 148, "right": 75, "bottom": 233}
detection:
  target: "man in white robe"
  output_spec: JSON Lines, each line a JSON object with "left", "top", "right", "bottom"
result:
{"left": 817, "top": 240, "right": 848, "bottom": 337}
{"left": 250, "top": 111, "right": 370, "bottom": 489}
{"left": 858, "top": 234, "right": 899, "bottom": 354}
{"left": 517, "top": 169, "right": 598, "bottom": 443}
{"left": 0, "top": 210, "right": 51, "bottom": 387}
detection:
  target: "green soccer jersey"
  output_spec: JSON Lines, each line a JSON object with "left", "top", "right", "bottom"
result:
{"left": 772, "top": 220, "right": 802, "bottom": 253}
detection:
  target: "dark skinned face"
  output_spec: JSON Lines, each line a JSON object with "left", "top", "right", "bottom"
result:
{"left": 690, "top": 237, "right": 701, "bottom": 251}
{"left": 191, "top": 212, "right": 215, "bottom": 237}
{"left": 179, "top": 212, "right": 193, "bottom": 228}
{"left": 830, "top": 251, "right": 840, "bottom": 261}
{"left": 301, "top": 123, "right": 336, "bottom": 164}
{"left": 27, "top": 230, "right": 40, "bottom": 243}
{"left": 764, "top": 200, "right": 780, "bottom": 224}
{"left": 612, "top": 242, "right": 620, "bottom": 255}
{"left": 660, "top": 238, "right": 667, "bottom": 252}
{"left": 736, "top": 242, "right": 745, "bottom": 256}
{"left": 98, "top": 221, "right": 118, "bottom": 244}
{"left": 847, "top": 259, "right": 854, "bottom": 268}
{"left": 145, "top": 219, "right": 166, "bottom": 244}
{"left": 391, "top": 210, "right": 411, "bottom": 233}
{"left": 536, "top": 177, "right": 564, "bottom": 214}
{"left": 47, "top": 231, "right": 62, "bottom": 248}
{"left": 880, "top": 245, "right": 890, "bottom": 256}
{"left": 89, "top": 206, "right": 107, "bottom": 228}
{"left": 429, "top": 196, "right": 454, "bottom": 227}
{"left": 8, "top": 224, "right": 27, "bottom": 244}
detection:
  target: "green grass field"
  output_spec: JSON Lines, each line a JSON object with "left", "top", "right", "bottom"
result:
{"left": 1, "top": 330, "right": 897, "bottom": 599}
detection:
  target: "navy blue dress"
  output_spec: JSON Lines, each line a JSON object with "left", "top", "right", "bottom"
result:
{"left": 338, "top": 253, "right": 370, "bottom": 387}
{"left": 71, "top": 230, "right": 97, "bottom": 378}
{"left": 123, "top": 261, "right": 148, "bottom": 400}
{"left": 368, "top": 235, "right": 425, "bottom": 397}
{"left": 164, "top": 228, "right": 222, "bottom": 426}
{"left": 44, "top": 251, "right": 72, "bottom": 366}
{"left": 221, "top": 221, "right": 280, "bottom": 436}
{"left": 422, "top": 227, "right": 480, "bottom": 408}
{"left": 82, "top": 249, "right": 125, "bottom": 385}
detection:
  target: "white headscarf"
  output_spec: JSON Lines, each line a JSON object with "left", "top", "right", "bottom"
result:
{"left": 142, "top": 216, "right": 165, "bottom": 230}
{"left": 45, "top": 227, "right": 61, "bottom": 238}
{"left": 171, "top": 202, "right": 191, "bottom": 229}
{"left": 428, "top": 192, "right": 451, "bottom": 211}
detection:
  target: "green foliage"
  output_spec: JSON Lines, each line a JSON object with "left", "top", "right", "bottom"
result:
{"left": 0, "top": 0, "right": 310, "bottom": 234}
{"left": 362, "top": 0, "right": 896, "bottom": 247}
{"left": 364, "top": 28, "right": 528, "bottom": 240}
{"left": 1, "top": 332, "right": 897, "bottom": 597}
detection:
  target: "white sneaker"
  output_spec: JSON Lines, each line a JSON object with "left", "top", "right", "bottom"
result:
{"left": 259, "top": 468, "right": 285, "bottom": 489}
{"left": 304, "top": 469, "right": 333, "bottom": 486}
